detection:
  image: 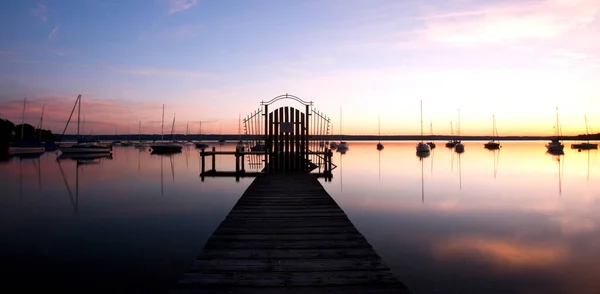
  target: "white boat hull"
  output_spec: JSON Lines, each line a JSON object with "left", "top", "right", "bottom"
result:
{"left": 59, "top": 147, "right": 111, "bottom": 154}
{"left": 9, "top": 147, "right": 45, "bottom": 154}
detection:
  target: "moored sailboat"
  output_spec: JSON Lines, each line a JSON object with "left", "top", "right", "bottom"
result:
{"left": 571, "top": 115, "right": 598, "bottom": 150}
{"left": 376, "top": 116, "right": 384, "bottom": 150}
{"left": 546, "top": 107, "right": 564, "bottom": 153}
{"left": 484, "top": 114, "right": 501, "bottom": 149}
{"left": 416, "top": 100, "right": 431, "bottom": 155}
{"left": 426, "top": 121, "right": 436, "bottom": 149}
{"left": 454, "top": 109, "right": 464, "bottom": 153}
{"left": 9, "top": 97, "right": 45, "bottom": 155}
{"left": 336, "top": 107, "right": 349, "bottom": 151}
{"left": 445, "top": 121, "right": 457, "bottom": 148}
{"left": 58, "top": 95, "right": 112, "bottom": 154}
{"left": 151, "top": 105, "right": 182, "bottom": 154}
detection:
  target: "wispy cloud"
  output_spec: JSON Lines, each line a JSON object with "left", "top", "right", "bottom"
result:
{"left": 545, "top": 48, "right": 600, "bottom": 67}
{"left": 116, "top": 66, "right": 212, "bottom": 79}
{"left": 48, "top": 25, "right": 59, "bottom": 40}
{"left": 31, "top": 3, "right": 48, "bottom": 23}
{"left": 420, "top": 0, "right": 600, "bottom": 45}
{"left": 0, "top": 50, "right": 20, "bottom": 56}
{"left": 168, "top": 0, "right": 199, "bottom": 15}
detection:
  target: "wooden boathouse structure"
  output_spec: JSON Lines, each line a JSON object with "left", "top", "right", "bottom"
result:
{"left": 174, "top": 95, "right": 411, "bottom": 293}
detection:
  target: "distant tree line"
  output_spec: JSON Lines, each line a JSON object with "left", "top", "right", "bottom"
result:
{"left": 0, "top": 117, "right": 56, "bottom": 150}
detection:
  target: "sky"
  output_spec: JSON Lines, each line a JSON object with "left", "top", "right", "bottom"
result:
{"left": 0, "top": 0, "right": 599, "bottom": 136}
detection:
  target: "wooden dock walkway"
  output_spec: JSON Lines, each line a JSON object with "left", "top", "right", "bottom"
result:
{"left": 171, "top": 173, "right": 410, "bottom": 294}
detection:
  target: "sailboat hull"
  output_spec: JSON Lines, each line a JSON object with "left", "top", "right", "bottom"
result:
{"left": 59, "top": 146, "right": 112, "bottom": 153}
{"left": 151, "top": 144, "right": 182, "bottom": 154}
{"left": 484, "top": 142, "right": 501, "bottom": 149}
{"left": 571, "top": 143, "right": 598, "bottom": 150}
{"left": 9, "top": 146, "right": 45, "bottom": 154}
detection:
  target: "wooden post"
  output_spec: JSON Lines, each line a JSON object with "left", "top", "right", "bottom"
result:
{"left": 201, "top": 148, "right": 205, "bottom": 174}
{"left": 328, "top": 149, "right": 332, "bottom": 174}
{"left": 235, "top": 148, "right": 240, "bottom": 173}
{"left": 211, "top": 146, "right": 216, "bottom": 172}
{"left": 241, "top": 153, "right": 245, "bottom": 172}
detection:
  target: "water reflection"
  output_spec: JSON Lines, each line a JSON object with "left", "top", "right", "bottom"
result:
{"left": 0, "top": 142, "right": 599, "bottom": 293}
{"left": 56, "top": 153, "right": 113, "bottom": 214}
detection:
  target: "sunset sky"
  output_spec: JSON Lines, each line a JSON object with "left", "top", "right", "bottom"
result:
{"left": 1, "top": 0, "right": 599, "bottom": 136}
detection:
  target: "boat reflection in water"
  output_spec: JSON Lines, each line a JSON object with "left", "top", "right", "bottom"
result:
{"left": 57, "top": 152, "right": 113, "bottom": 214}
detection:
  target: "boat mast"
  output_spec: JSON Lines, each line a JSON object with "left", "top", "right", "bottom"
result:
{"left": 38, "top": 105, "right": 45, "bottom": 141}
{"left": 161, "top": 104, "right": 165, "bottom": 142}
{"left": 420, "top": 100, "right": 424, "bottom": 143}
{"left": 171, "top": 113, "right": 176, "bottom": 141}
{"left": 492, "top": 114, "right": 496, "bottom": 141}
{"left": 138, "top": 121, "right": 141, "bottom": 141}
{"left": 21, "top": 97, "right": 26, "bottom": 140}
{"left": 339, "top": 107, "right": 342, "bottom": 141}
{"left": 450, "top": 121, "right": 454, "bottom": 141}
{"left": 378, "top": 116, "right": 381, "bottom": 143}
{"left": 430, "top": 121, "right": 434, "bottom": 138}
{"left": 585, "top": 114, "right": 590, "bottom": 139}
{"left": 77, "top": 95, "right": 81, "bottom": 141}
{"left": 457, "top": 108, "right": 461, "bottom": 139}
{"left": 555, "top": 106, "right": 559, "bottom": 139}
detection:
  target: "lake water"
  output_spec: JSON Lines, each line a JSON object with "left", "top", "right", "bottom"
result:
{"left": 1, "top": 141, "right": 599, "bottom": 294}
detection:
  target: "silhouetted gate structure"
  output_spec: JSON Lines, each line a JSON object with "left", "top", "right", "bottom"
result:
{"left": 200, "top": 94, "right": 335, "bottom": 180}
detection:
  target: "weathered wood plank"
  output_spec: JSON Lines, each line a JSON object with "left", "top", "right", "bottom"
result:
{"left": 171, "top": 285, "right": 409, "bottom": 294}
{"left": 189, "top": 258, "right": 389, "bottom": 272}
{"left": 195, "top": 248, "right": 380, "bottom": 260}
{"left": 176, "top": 270, "right": 401, "bottom": 287}
{"left": 203, "top": 239, "right": 371, "bottom": 249}
{"left": 218, "top": 219, "right": 354, "bottom": 228}
{"left": 213, "top": 226, "right": 359, "bottom": 235}
{"left": 207, "top": 233, "right": 366, "bottom": 242}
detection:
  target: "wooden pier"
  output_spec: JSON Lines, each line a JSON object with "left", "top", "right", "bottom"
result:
{"left": 170, "top": 174, "right": 410, "bottom": 293}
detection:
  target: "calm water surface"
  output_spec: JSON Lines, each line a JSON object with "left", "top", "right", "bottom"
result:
{"left": 1, "top": 141, "right": 598, "bottom": 293}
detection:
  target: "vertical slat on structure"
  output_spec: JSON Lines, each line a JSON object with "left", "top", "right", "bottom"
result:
{"left": 284, "top": 106, "right": 290, "bottom": 171}
{"left": 289, "top": 107, "right": 295, "bottom": 171}
{"left": 264, "top": 105, "right": 269, "bottom": 172}
{"left": 304, "top": 105, "right": 311, "bottom": 168}
{"left": 268, "top": 111, "right": 273, "bottom": 171}
{"left": 274, "top": 109, "right": 279, "bottom": 171}
{"left": 295, "top": 108, "right": 301, "bottom": 171}
{"left": 300, "top": 112, "right": 306, "bottom": 172}
{"left": 278, "top": 107, "right": 284, "bottom": 171}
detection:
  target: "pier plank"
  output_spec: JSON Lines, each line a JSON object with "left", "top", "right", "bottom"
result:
{"left": 170, "top": 174, "right": 410, "bottom": 293}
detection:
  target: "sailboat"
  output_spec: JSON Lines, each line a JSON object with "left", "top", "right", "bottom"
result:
{"left": 454, "top": 109, "right": 465, "bottom": 153}
{"left": 9, "top": 97, "right": 45, "bottom": 155}
{"left": 120, "top": 127, "right": 133, "bottom": 146}
{"left": 58, "top": 95, "right": 112, "bottom": 154}
{"left": 236, "top": 114, "right": 246, "bottom": 152}
{"left": 445, "top": 121, "right": 456, "bottom": 148}
{"left": 376, "top": 116, "right": 384, "bottom": 150}
{"left": 151, "top": 105, "right": 182, "bottom": 154}
{"left": 484, "top": 114, "right": 501, "bottom": 149}
{"left": 426, "top": 121, "right": 436, "bottom": 149}
{"left": 546, "top": 107, "right": 565, "bottom": 154}
{"left": 134, "top": 121, "right": 150, "bottom": 148}
{"left": 184, "top": 121, "right": 195, "bottom": 145}
{"left": 571, "top": 115, "right": 598, "bottom": 150}
{"left": 337, "top": 107, "right": 349, "bottom": 150}
{"left": 329, "top": 122, "right": 338, "bottom": 149}
{"left": 416, "top": 100, "right": 431, "bottom": 154}
{"left": 195, "top": 121, "right": 209, "bottom": 149}
{"left": 37, "top": 105, "right": 58, "bottom": 151}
